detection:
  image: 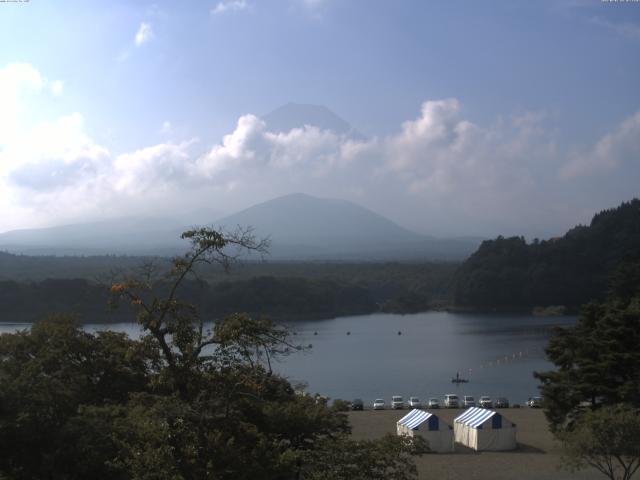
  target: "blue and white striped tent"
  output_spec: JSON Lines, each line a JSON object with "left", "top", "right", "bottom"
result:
{"left": 454, "top": 407, "right": 517, "bottom": 451}
{"left": 396, "top": 409, "right": 453, "bottom": 453}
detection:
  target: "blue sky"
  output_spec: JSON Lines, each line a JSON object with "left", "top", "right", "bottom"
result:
{"left": 0, "top": 0, "right": 639, "bottom": 237}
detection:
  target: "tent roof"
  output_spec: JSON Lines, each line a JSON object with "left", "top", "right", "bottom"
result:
{"left": 397, "top": 409, "right": 433, "bottom": 430}
{"left": 454, "top": 407, "right": 497, "bottom": 428}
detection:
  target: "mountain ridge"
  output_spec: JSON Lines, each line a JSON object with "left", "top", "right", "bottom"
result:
{"left": 0, "top": 193, "right": 480, "bottom": 260}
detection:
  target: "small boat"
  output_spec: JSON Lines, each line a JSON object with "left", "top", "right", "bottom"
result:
{"left": 451, "top": 372, "right": 469, "bottom": 384}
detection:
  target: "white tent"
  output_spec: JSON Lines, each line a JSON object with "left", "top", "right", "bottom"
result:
{"left": 454, "top": 407, "right": 517, "bottom": 451}
{"left": 396, "top": 409, "right": 454, "bottom": 453}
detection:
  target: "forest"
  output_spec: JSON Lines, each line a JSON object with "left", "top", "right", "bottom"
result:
{"left": 1, "top": 199, "right": 639, "bottom": 321}
{"left": 0, "top": 261, "right": 456, "bottom": 323}
{"left": 451, "top": 199, "right": 640, "bottom": 311}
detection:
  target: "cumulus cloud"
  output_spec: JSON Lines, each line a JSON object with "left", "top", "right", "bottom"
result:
{"left": 1, "top": 62, "right": 638, "bottom": 237}
{"left": 187, "top": 99, "right": 550, "bottom": 230}
{"left": 114, "top": 140, "right": 196, "bottom": 194}
{"left": 560, "top": 111, "right": 640, "bottom": 179}
{"left": 211, "top": 0, "right": 248, "bottom": 15}
{"left": 135, "top": 22, "right": 154, "bottom": 46}
{"left": 0, "top": 63, "right": 45, "bottom": 143}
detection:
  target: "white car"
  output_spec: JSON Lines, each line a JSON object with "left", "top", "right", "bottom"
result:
{"left": 444, "top": 394, "right": 459, "bottom": 408}
{"left": 391, "top": 395, "right": 405, "bottom": 409}
{"left": 373, "top": 399, "right": 385, "bottom": 410}
{"left": 463, "top": 396, "right": 476, "bottom": 408}
{"left": 428, "top": 398, "right": 440, "bottom": 409}
{"left": 478, "top": 396, "right": 492, "bottom": 408}
{"left": 527, "top": 396, "right": 543, "bottom": 408}
{"left": 408, "top": 397, "right": 422, "bottom": 408}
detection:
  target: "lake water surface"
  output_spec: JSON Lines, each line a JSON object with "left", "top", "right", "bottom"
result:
{"left": 0, "top": 311, "right": 574, "bottom": 406}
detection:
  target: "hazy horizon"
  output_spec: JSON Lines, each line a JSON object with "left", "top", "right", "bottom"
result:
{"left": 1, "top": 0, "right": 639, "bottom": 239}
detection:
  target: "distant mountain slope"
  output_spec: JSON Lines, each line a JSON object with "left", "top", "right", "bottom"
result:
{"left": 0, "top": 217, "right": 188, "bottom": 255}
{"left": 262, "top": 103, "right": 365, "bottom": 140}
{"left": 0, "top": 194, "right": 479, "bottom": 260}
{"left": 451, "top": 199, "right": 640, "bottom": 309}
{"left": 217, "top": 193, "right": 478, "bottom": 260}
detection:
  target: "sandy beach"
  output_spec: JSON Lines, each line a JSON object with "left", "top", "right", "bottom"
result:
{"left": 347, "top": 408, "right": 604, "bottom": 480}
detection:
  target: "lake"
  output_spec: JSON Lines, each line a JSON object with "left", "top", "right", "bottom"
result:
{"left": 0, "top": 311, "right": 574, "bottom": 406}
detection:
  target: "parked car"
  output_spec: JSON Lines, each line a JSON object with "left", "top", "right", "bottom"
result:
{"left": 494, "top": 397, "right": 510, "bottom": 408}
{"left": 351, "top": 398, "right": 364, "bottom": 411}
{"left": 478, "top": 396, "right": 492, "bottom": 408}
{"left": 408, "top": 397, "right": 422, "bottom": 408}
{"left": 428, "top": 398, "right": 440, "bottom": 409}
{"left": 373, "top": 399, "right": 385, "bottom": 410}
{"left": 444, "top": 394, "right": 459, "bottom": 408}
{"left": 391, "top": 395, "right": 405, "bottom": 409}
{"left": 463, "top": 395, "right": 476, "bottom": 408}
{"left": 527, "top": 396, "right": 543, "bottom": 408}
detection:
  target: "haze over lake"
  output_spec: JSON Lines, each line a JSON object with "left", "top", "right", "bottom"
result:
{"left": 0, "top": 311, "right": 574, "bottom": 405}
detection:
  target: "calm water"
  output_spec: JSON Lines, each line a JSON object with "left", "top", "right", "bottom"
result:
{"left": 0, "top": 311, "right": 574, "bottom": 405}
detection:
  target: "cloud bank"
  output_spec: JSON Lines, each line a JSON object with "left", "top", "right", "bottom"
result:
{"left": 1, "top": 62, "right": 639, "bottom": 237}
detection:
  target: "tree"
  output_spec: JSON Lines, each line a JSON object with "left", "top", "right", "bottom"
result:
{"left": 0, "top": 315, "right": 156, "bottom": 479}
{"left": 300, "top": 434, "right": 427, "bottom": 480}
{"left": 560, "top": 404, "right": 640, "bottom": 480}
{"left": 1, "top": 227, "right": 426, "bottom": 479}
{"left": 108, "top": 227, "right": 274, "bottom": 397}
{"left": 534, "top": 262, "right": 640, "bottom": 431}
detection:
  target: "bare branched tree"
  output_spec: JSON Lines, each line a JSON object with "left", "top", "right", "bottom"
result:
{"left": 108, "top": 226, "right": 304, "bottom": 397}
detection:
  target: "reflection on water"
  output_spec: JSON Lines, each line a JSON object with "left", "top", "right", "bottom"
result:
{"left": 0, "top": 311, "right": 575, "bottom": 405}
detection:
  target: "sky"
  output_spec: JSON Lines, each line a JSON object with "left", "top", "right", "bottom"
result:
{"left": 0, "top": 0, "right": 639, "bottom": 238}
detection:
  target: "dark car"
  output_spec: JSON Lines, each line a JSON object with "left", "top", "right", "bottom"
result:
{"left": 351, "top": 398, "right": 364, "bottom": 411}
{"left": 495, "top": 397, "right": 510, "bottom": 408}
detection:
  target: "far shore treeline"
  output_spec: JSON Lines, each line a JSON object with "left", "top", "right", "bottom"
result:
{"left": 0, "top": 198, "right": 639, "bottom": 323}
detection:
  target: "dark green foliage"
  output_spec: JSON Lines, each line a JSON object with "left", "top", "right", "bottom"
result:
{"left": 560, "top": 404, "right": 640, "bottom": 480}
{"left": 452, "top": 199, "right": 640, "bottom": 309}
{"left": 301, "top": 434, "right": 428, "bottom": 480}
{"left": 380, "top": 291, "right": 432, "bottom": 314}
{"left": 0, "top": 313, "right": 424, "bottom": 480}
{"left": 0, "top": 316, "right": 155, "bottom": 479}
{"left": 535, "top": 261, "right": 640, "bottom": 432}
{"left": 0, "top": 228, "right": 425, "bottom": 479}
{"left": 207, "top": 276, "right": 376, "bottom": 319}
{"left": 0, "top": 276, "right": 375, "bottom": 323}
{"left": 0, "top": 262, "right": 456, "bottom": 322}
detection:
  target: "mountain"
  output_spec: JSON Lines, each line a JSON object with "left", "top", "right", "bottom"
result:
{"left": 216, "top": 193, "right": 479, "bottom": 260}
{"left": 261, "top": 103, "right": 365, "bottom": 140}
{"left": 451, "top": 198, "right": 640, "bottom": 310}
{"left": 0, "top": 194, "right": 480, "bottom": 260}
{"left": 0, "top": 217, "right": 188, "bottom": 256}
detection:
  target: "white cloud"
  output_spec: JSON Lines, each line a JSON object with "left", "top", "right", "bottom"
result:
{"left": 114, "top": 140, "right": 195, "bottom": 194}
{"left": 211, "top": 0, "right": 248, "bottom": 15}
{"left": 591, "top": 16, "right": 640, "bottom": 40}
{"left": 0, "top": 63, "right": 45, "bottom": 144}
{"left": 189, "top": 99, "right": 546, "bottom": 224}
{"left": 135, "top": 22, "right": 154, "bottom": 46}
{"left": 560, "top": 111, "right": 640, "bottom": 179}
{"left": 1, "top": 61, "right": 638, "bottom": 237}
{"left": 50, "top": 80, "right": 64, "bottom": 96}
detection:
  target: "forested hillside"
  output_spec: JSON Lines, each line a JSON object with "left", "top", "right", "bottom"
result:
{"left": 0, "top": 256, "right": 457, "bottom": 322}
{"left": 452, "top": 199, "right": 640, "bottom": 310}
